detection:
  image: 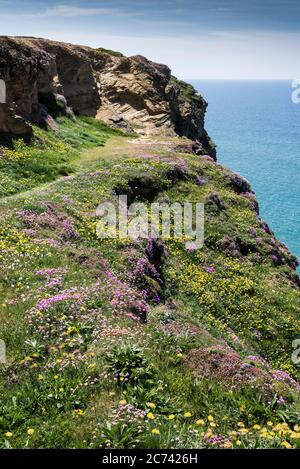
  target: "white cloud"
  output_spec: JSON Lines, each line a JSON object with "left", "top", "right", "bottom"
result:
{"left": 40, "top": 5, "right": 121, "bottom": 17}
{"left": 21, "top": 4, "right": 143, "bottom": 19}
{"left": 2, "top": 21, "right": 300, "bottom": 79}
{"left": 27, "top": 29, "right": 300, "bottom": 80}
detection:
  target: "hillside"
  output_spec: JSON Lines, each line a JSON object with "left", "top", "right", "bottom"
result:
{"left": 0, "top": 36, "right": 215, "bottom": 154}
{"left": 0, "top": 38, "right": 300, "bottom": 450}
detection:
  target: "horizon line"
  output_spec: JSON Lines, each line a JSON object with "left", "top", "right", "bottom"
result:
{"left": 180, "top": 78, "right": 296, "bottom": 81}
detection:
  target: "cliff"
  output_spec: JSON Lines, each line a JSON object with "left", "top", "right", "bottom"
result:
{"left": 0, "top": 36, "right": 215, "bottom": 157}
{"left": 0, "top": 38, "right": 300, "bottom": 450}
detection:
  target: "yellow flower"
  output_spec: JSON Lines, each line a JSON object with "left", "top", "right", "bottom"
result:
{"left": 168, "top": 414, "right": 175, "bottom": 420}
{"left": 27, "top": 428, "right": 35, "bottom": 436}
{"left": 53, "top": 375, "right": 59, "bottom": 380}
{"left": 147, "top": 402, "right": 156, "bottom": 409}
{"left": 73, "top": 409, "right": 84, "bottom": 416}
{"left": 237, "top": 422, "right": 245, "bottom": 428}
{"left": 223, "top": 440, "right": 233, "bottom": 449}
{"left": 207, "top": 415, "right": 214, "bottom": 422}
{"left": 196, "top": 419, "right": 205, "bottom": 426}
{"left": 267, "top": 421, "right": 273, "bottom": 427}
{"left": 5, "top": 432, "right": 13, "bottom": 438}
{"left": 260, "top": 431, "right": 270, "bottom": 439}
{"left": 239, "top": 428, "right": 249, "bottom": 435}
{"left": 236, "top": 440, "right": 242, "bottom": 447}
{"left": 119, "top": 400, "right": 127, "bottom": 406}
{"left": 281, "top": 441, "right": 292, "bottom": 449}
{"left": 210, "top": 422, "right": 216, "bottom": 428}
{"left": 252, "top": 424, "right": 261, "bottom": 430}
{"left": 184, "top": 412, "right": 192, "bottom": 418}
{"left": 151, "top": 428, "right": 160, "bottom": 435}
{"left": 147, "top": 412, "right": 155, "bottom": 420}
{"left": 176, "top": 353, "right": 183, "bottom": 358}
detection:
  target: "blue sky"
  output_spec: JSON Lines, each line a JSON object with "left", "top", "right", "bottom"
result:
{"left": 1, "top": 0, "right": 300, "bottom": 79}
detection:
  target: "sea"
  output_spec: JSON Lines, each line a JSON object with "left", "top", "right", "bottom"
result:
{"left": 192, "top": 80, "right": 300, "bottom": 268}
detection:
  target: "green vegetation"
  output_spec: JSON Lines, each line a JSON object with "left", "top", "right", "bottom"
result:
{"left": 96, "top": 47, "right": 124, "bottom": 57}
{"left": 0, "top": 116, "right": 123, "bottom": 198}
{"left": 0, "top": 118, "right": 300, "bottom": 449}
{"left": 170, "top": 76, "right": 204, "bottom": 106}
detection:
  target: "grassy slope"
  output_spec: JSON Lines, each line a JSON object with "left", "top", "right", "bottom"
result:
{"left": 0, "top": 119, "right": 300, "bottom": 449}
{"left": 0, "top": 116, "right": 124, "bottom": 198}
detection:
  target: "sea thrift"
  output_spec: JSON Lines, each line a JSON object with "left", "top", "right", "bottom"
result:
{"left": 272, "top": 370, "right": 300, "bottom": 391}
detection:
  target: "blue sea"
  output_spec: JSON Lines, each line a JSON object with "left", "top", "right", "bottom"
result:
{"left": 192, "top": 80, "right": 300, "bottom": 268}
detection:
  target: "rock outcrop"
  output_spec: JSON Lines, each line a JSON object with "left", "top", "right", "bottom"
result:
{"left": 0, "top": 36, "right": 215, "bottom": 157}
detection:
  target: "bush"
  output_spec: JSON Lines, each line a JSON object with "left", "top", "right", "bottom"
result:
{"left": 105, "top": 345, "right": 153, "bottom": 385}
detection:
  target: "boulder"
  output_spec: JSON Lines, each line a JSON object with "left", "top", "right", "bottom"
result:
{"left": 227, "top": 173, "right": 252, "bottom": 193}
{"left": 206, "top": 191, "right": 225, "bottom": 211}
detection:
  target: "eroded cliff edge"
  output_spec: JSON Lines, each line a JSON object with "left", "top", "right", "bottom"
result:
{"left": 0, "top": 36, "right": 215, "bottom": 158}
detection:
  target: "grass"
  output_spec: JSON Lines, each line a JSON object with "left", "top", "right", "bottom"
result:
{"left": 0, "top": 116, "right": 124, "bottom": 198}
{"left": 0, "top": 118, "right": 300, "bottom": 449}
{"left": 96, "top": 47, "right": 124, "bottom": 58}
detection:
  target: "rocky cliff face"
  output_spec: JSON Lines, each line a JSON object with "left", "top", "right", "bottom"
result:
{"left": 0, "top": 36, "right": 215, "bottom": 157}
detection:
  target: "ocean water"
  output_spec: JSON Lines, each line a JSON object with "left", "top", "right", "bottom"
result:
{"left": 192, "top": 80, "right": 300, "bottom": 267}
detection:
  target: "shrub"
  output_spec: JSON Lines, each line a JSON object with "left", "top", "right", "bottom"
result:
{"left": 105, "top": 345, "right": 153, "bottom": 385}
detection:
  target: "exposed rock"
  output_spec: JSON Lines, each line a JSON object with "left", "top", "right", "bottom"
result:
{"left": 242, "top": 192, "right": 259, "bottom": 214}
{"left": 195, "top": 175, "right": 207, "bottom": 186}
{"left": 227, "top": 172, "right": 252, "bottom": 194}
{"left": 206, "top": 191, "right": 225, "bottom": 211}
{"left": 35, "top": 103, "right": 59, "bottom": 131}
{"left": 192, "top": 140, "right": 217, "bottom": 161}
{"left": 38, "top": 92, "right": 75, "bottom": 119}
{"left": 115, "top": 174, "right": 167, "bottom": 205}
{"left": 217, "top": 235, "right": 260, "bottom": 258}
{"left": 185, "top": 346, "right": 271, "bottom": 389}
{"left": 166, "top": 160, "right": 189, "bottom": 182}
{"left": 0, "top": 105, "right": 32, "bottom": 143}
{"left": 217, "top": 231, "right": 299, "bottom": 271}
{"left": 265, "top": 238, "right": 299, "bottom": 269}
{"left": 0, "top": 36, "right": 215, "bottom": 157}
{"left": 248, "top": 227, "right": 257, "bottom": 237}
{"left": 218, "top": 235, "right": 243, "bottom": 258}
{"left": 201, "top": 154, "right": 216, "bottom": 163}
{"left": 106, "top": 113, "right": 133, "bottom": 133}
{"left": 145, "top": 238, "right": 168, "bottom": 277}
{"left": 0, "top": 36, "right": 60, "bottom": 140}
{"left": 260, "top": 219, "right": 273, "bottom": 235}
{"left": 172, "top": 143, "right": 194, "bottom": 154}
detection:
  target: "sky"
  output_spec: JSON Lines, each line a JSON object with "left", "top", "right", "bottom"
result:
{"left": 1, "top": 0, "right": 300, "bottom": 79}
